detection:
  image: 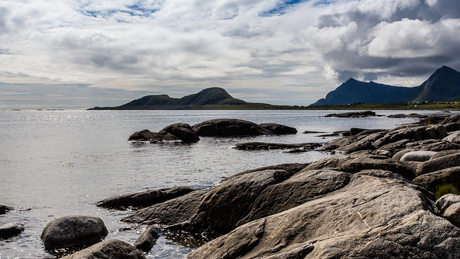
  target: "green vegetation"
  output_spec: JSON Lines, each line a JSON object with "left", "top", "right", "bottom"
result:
{"left": 435, "top": 184, "right": 459, "bottom": 200}
{"left": 305, "top": 101, "right": 460, "bottom": 111}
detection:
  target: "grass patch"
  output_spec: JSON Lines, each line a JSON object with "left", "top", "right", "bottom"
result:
{"left": 435, "top": 184, "right": 459, "bottom": 200}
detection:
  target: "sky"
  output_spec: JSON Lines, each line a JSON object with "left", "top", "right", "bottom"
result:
{"left": 0, "top": 0, "right": 459, "bottom": 109}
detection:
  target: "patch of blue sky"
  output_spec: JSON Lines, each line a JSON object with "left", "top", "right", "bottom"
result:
{"left": 259, "top": 0, "right": 307, "bottom": 17}
{"left": 81, "top": 5, "right": 158, "bottom": 19}
{"left": 313, "top": 0, "right": 335, "bottom": 7}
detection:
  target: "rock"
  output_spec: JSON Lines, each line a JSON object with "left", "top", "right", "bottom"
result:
{"left": 444, "top": 123, "right": 460, "bottom": 132}
{"left": 355, "top": 169, "right": 408, "bottom": 182}
{"left": 97, "top": 186, "right": 194, "bottom": 210}
{"left": 128, "top": 129, "right": 182, "bottom": 143}
{"left": 159, "top": 123, "right": 200, "bottom": 143}
{"left": 259, "top": 123, "right": 297, "bottom": 134}
{"left": 392, "top": 149, "right": 415, "bottom": 161}
{"left": 41, "top": 216, "right": 109, "bottom": 250}
{"left": 387, "top": 113, "right": 428, "bottom": 118}
{"left": 0, "top": 222, "right": 24, "bottom": 239}
{"left": 444, "top": 130, "right": 460, "bottom": 143}
{"left": 443, "top": 202, "right": 460, "bottom": 228}
{"left": 337, "top": 132, "right": 386, "bottom": 153}
{"left": 303, "top": 130, "right": 325, "bottom": 134}
{"left": 377, "top": 138, "right": 411, "bottom": 154}
{"left": 410, "top": 139, "right": 460, "bottom": 152}
{"left": 400, "top": 151, "right": 438, "bottom": 162}
{"left": 122, "top": 190, "right": 207, "bottom": 226}
{"left": 412, "top": 166, "right": 460, "bottom": 193}
{"left": 233, "top": 142, "right": 320, "bottom": 151}
{"left": 434, "top": 125, "right": 448, "bottom": 139}
{"left": 192, "top": 119, "right": 272, "bottom": 137}
{"left": 224, "top": 163, "right": 308, "bottom": 182}
{"left": 303, "top": 156, "right": 351, "bottom": 171}
{"left": 188, "top": 169, "right": 291, "bottom": 237}
{"left": 349, "top": 127, "right": 367, "bottom": 135}
{"left": 236, "top": 170, "right": 351, "bottom": 227}
{"left": 0, "top": 204, "right": 13, "bottom": 214}
{"left": 187, "top": 174, "right": 460, "bottom": 259}
{"left": 415, "top": 153, "right": 460, "bottom": 176}
{"left": 340, "top": 155, "right": 415, "bottom": 180}
{"left": 134, "top": 227, "right": 160, "bottom": 252}
{"left": 324, "top": 111, "right": 377, "bottom": 118}
{"left": 431, "top": 150, "right": 460, "bottom": 160}
{"left": 436, "top": 194, "right": 460, "bottom": 214}
{"left": 61, "top": 239, "right": 145, "bottom": 259}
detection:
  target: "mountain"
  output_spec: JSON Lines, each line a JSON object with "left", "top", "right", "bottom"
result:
{"left": 312, "top": 79, "right": 417, "bottom": 105}
{"left": 409, "top": 66, "right": 460, "bottom": 103}
{"left": 312, "top": 66, "right": 460, "bottom": 106}
{"left": 89, "top": 87, "right": 274, "bottom": 110}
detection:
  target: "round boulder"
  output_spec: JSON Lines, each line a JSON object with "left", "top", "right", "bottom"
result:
{"left": 159, "top": 123, "right": 200, "bottom": 143}
{"left": 0, "top": 222, "right": 24, "bottom": 239}
{"left": 443, "top": 202, "right": 460, "bottom": 228}
{"left": 259, "top": 123, "right": 297, "bottom": 135}
{"left": 400, "top": 151, "right": 438, "bottom": 162}
{"left": 134, "top": 227, "right": 160, "bottom": 252}
{"left": 41, "top": 215, "right": 109, "bottom": 250}
{"left": 61, "top": 239, "right": 145, "bottom": 259}
{"left": 192, "top": 119, "right": 272, "bottom": 137}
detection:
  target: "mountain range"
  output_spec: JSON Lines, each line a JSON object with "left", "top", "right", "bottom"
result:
{"left": 312, "top": 65, "right": 460, "bottom": 105}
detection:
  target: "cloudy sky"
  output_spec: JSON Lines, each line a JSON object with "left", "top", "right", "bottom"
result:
{"left": 0, "top": 0, "right": 459, "bottom": 109}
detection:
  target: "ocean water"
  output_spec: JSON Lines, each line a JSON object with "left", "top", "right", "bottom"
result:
{"left": 0, "top": 110, "right": 427, "bottom": 258}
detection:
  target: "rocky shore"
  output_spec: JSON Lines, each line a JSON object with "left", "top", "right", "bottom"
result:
{"left": 7, "top": 115, "right": 460, "bottom": 258}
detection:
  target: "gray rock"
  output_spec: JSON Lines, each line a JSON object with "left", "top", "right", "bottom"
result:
{"left": 192, "top": 119, "right": 272, "bottom": 137}
{"left": 41, "top": 215, "right": 108, "bottom": 250}
{"left": 97, "top": 186, "right": 194, "bottom": 210}
{"left": 431, "top": 150, "right": 460, "bottom": 160}
{"left": 0, "top": 222, "right": 24, "bottom": 239}
{"left": 134, "top": 227, "right": 160, "bottom": 252}
{"left": 443, "top": 202, "right": 460, "bottom": 228}
{"left": 444, "top": 123, "right": 460, "bottom": 132}
{"left": 443, "top": 130, "right": 460, "bottom": 143}
{"left": 159, "top": 123, "right": 200, "bottom": 143}
{"left": 356, "top": 169, "right": 408, "bottom": 182}
{"left": 61, "top": 239, "right": 145, "bottom": 259}
{"left": 0, "top": 204, "right": 13, "bottom": 214}
{"left": 392, "top": 149, "right": 415, "bottom": 161}
{"left": 337, "top": 132, "right": 386, "bottom": 153}
{"left": 340, "top": 155, "right": 415, "bottom": 180}
{"left": 416, "top": 153, "right": 460, "bottom": 176}
{"left": 187, "top": 174, "right": 460, "bottom": 259}
{"left": 233, "top": 142, "right": 320, "bottom": 151}
{"left": 259, "top": 123, "right": 297, "bottom": 134}
{"left": 434, "top": 125, "right": 448, "bottom": 139}
{"left": 400, "top": 151, "right": 438, "bottom": 162}
{"left": 303, "top": 156, "right": 351, "bottom": 171}
{"left": 122, "top": 190, "right": 207, "bottom": 226}
{"left": 412, "top": 166, "right": 460, "bottom": 193}
{"left": 224, "top": 163, "right": 308, "bottom": 182}
{"left": 437, "top": 194, "right": 460, "bottom": 214}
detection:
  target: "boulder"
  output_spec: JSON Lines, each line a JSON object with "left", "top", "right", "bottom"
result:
{"left": 134, "top": 227, "right": 160, "bottom": 252}
{"left": 192, "top": 119, "right": 272, "bottom": 137}
{"left": 128, "top": 129, "right": 181, "bottom": 143}
{"left": 41, "top": 216, "right": 108, "bottom": 250}
{"left": 224, "top": 163, "right": 308, "bottom": 182}
{"left": 392, "top": 149, "right": 414, "bottom": 161}
{"left": 187, "top": 174, "right": 460, "bottom": 259}
{"left": 340, "top": 155, "right": 415, "bottom": 180}
{"left": 387, "top": 113, "right": 427, "bottom": 118}
{"left": 0, "top": 204, "right": 13, "bottom": 214}
{"left": 336, "top": 132, "right": 386, "bottom": 153}
{"left": 444, "top": 123, "right": 460, "bottom": 132}
{"left": 436, "top": 194, "right": 460, "bottom": 214}
{"left": 412, "top": 166, "right": 460, "bottom": 193}
{"left": 400, "top": 151, "right": 438, "bottom": 162}
{"left": 188, "top": 169, "right": 291, "bottom": 237}
{"left": 61, "top": 239, "right": 145, "bottom": 259}
{"left": 443, "top": 202, "right": 460, "bottom": 228}
{"left": 444, "top": 130, "right": 460, "bottom": 143}
{"left": 303, "top": 156, "right": 351, "bottom": 171}
{"left": 159, "top": 123, "right": 200, "bottom": 143}
{"left": 355, "top": 169, "right": 408, "bottom": 182}
{"left": 97, "top": 186, "right": 194, "bottom": 210}
{"left": 233, "top": 142, "right": 320, "bottom": 151}
{"left": 122, "top": 190, "right": 207, "bottom": 226}
{"left": 0, "top": 222, "right": 24, "bottom": 239}
{"left": 431, "top": 150, "right": 460, "bottom": 160}
{"left": 324, "top": 111, "right": 376, "bottom": 118}
{"left": 415, "top": 153, "right": 460, "bottom": 176}
{"left": 259, "top": 123, "right": 297, "bottom": 134}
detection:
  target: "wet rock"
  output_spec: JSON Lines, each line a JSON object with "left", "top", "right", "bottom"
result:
{"left": 97, "top": 186, "right": 194, "bottom": 210}
{"left": 324, "top": 111, "right": 377, "bottom": 118}
{"left": 187, "top": 174, "right": 459, "bottom": 259}
{"left": 41, "top": 216, "right": 108, "bottom": 250}
{"left": 128, "top": 129, "right": 182, "bottom": 143}
{"left": 0, "top": 222, "right": 24, "bottom": 240}
{"left": 412, "top": 166, "right": 460, "bottom": 193}
{"left": 134, "top": 227, "right": 160, "bottom": 252}
{"left": 233, "top": 142, "right": 320, "bottom": 151}
{"left": 443, "top": 203, "right": 460, "bottom": 228}
{"left": 122, "top": 190, "right": 207, "bottom": 226}
{"left": 400, "top": 151, "right": 438, "bottom": 162}
{"left": 159, "top": 123, "right": 200, "bottom": 143}
{"left": 387, "top": 113, "right": 428, "bottom": 118}
{"left": 436, "top": 194, "right": 460, "bottom": 214}
{"left": 0, "top": 204, "right": 13, "bottom": 214}
{"left": 415, "top": 153, "right": 460, "bottom": 176}
{"left": 192, "top": 119, "right": 272, "bottom": 137}
{"left": 303, "top": 130, "right": 325, "bottom": 134}
{"left": 259, "top": 123, "right": 297, "bottom": 134}
{"left": 61, "top": 239, "right": 145, "bottom": 259}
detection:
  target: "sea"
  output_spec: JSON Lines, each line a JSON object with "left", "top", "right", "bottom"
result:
{"left": 0, "top": 109, "right": 439, "bottom": 258}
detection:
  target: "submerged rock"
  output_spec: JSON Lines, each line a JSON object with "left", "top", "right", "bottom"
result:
{"left": 134, "top": 227, "right": 160, "bottom": 252}
{"left": 41, "top": 216, "right": 108, "bottom": 250}
{"left": 128, "top": 129, "right": 182, "bottom": 143}
{"left": 0, "top": 204, "right": 13, "bottom": 214}
{"left": 324, "top": 110, "right": 377, "bottom": 118}
{"left": 159, "top": 123, "right": 200, "bottom": 143}
{"left": 233, "top": 142, "right": 321, "bottom": 151}
{"left": 258, "top": 123, "right": 297, "bottom": 134}
{"left": 0, "top": 222, "right": 24, "bottom": 240}
{"left": 192, "top": 119, "right": 272, "bottom": 137}
{"left": 61, "top": 239, "right": 145, "bottom": 259}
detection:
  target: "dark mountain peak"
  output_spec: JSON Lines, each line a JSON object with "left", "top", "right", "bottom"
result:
{"left": 178, "top": 87, "right": 242, "bottom": 106}
{"left": 345, "top": 78, "right": 358, "bottom": 83}
{"left": 410, "top": 65, "right": 460, "bottom": 102}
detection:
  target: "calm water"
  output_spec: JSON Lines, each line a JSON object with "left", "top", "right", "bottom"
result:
{"left": 0, "top": 110, "right": 426, "bottom": 258}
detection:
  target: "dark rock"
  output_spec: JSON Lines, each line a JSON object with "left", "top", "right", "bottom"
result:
{"left": 444, "top": 123, "right": 460, "bottom": 132}
{"left": 0, "top": 222, "right": 24, "bottom": 239}
{"left": 349, "top": 127, "right": 367, "bottom": 135}
{"left": 416, "top": 153, "right": 460, "bottom": 176}
{"left": 303, "top": 130, "right": 326, "bottom": 134}
{"left": 442, "top": 114, "right": 460, "bottom": 124}
{"left": 400, "top": 151, "right": 438, "bottom": 162}
{"left": 431, "top": 150, "right": 460, "bottom": 160}
{"left": 224, "top": 163, "right": 308, "bottom": 182}
{"left": 61, "top": 239, "right": 145, "bottom": 259}
{"left": 412, "top": 166, "right": 460, "bottom": 193}
{"left": 159, "top": 123, "right": 200, "bottom": 143}
{"left": 192, "top": 119, "right": 272, "bottom": 137}
{"left": 41, "top": 216, "right": 109, "bottom": 250}
{"left": 324, "top": 111, "right": 377, "bottom": 118}
{"left": 337, "top": 132, "right": 386, "bottom": 153}
{"left": 122, "top": 190, "right": 207, "bottom": 226}
{"left": 409, "top": 139, "right": 460, "bottom": 152}
{"left": 259, "top": 123, "right": 297, "bottom": 134}
{"left": 436, "top": 194, "right": 460, "bottom": 214}
{"left": 134, "top": 227, "right": 160, "bottom": 252}
{"left": 97, "top": 186, "right": 194, "bottom": 210}
{"left": 188, "top": 169, "right": 291, "bottom": 237}
{"left": 187, "top": 174, "right": 459, "bottom": 259}
{"left": 233, "top": 142, "right": 321, "bottom": 151}
{"left": 377, "top": 138, "right": 412, "bottom": 154}
{"left": 236, "top": 169, "right": 351, "bottom": 227}
{"left": 0, "top": 204, "right": 13, "bottom": 214}
{"left": 128, "top": 129, "right": 182, "bottom": 143}
{"left": 303, "top": 156, "right": 351, "bottom": 171}
{"left": 387, "top": 113, "right": 428, "bottom": 118}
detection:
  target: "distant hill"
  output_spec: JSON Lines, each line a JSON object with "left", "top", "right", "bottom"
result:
{"left": 89, "top": 87, "right": 276, "bottom": 110}
{"left": 312, "top": 66, "right": 460, "bottom": 106}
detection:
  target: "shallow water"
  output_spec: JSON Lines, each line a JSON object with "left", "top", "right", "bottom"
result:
{"left": 0, "top": 110, "right": 429, "bottom": 258}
